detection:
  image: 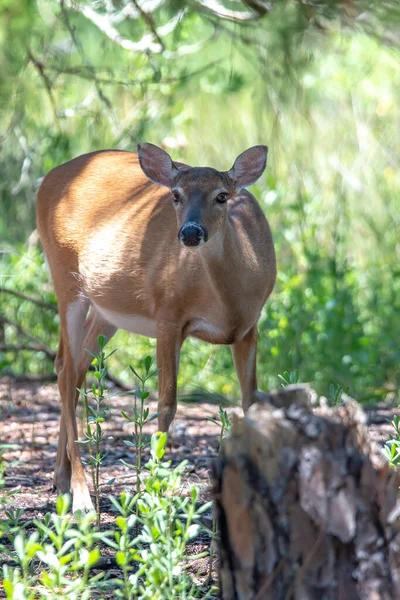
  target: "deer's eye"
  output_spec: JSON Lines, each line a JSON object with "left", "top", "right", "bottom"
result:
{"left": 216, "top": 192, "right": 228, "bottom": 204}
{"left": 172, "top": 191, "right": 182, "bottom": 204}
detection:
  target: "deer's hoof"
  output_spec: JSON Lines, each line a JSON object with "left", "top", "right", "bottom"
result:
{"left": 72, "top": 486, "right": 95, "bottom": 514}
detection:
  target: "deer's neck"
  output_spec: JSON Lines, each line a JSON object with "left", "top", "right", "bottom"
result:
{"left": 199, "top": 224, "right": 243, "bottom": 306}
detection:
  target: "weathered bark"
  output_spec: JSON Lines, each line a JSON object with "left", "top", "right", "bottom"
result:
{"left": 213, "top": 385, "right": 400, "bottom": 600}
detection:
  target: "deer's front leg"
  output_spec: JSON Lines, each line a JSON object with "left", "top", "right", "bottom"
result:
{"left": 156, "top": 321, "right": 181, "bottom": 433}
{"left": 231, "top": 325, "right": 258, "bottom": 414}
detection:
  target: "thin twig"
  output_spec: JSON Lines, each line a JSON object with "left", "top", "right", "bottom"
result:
{"left": 0, "top": 316, "right": 54, "bottom": 350}
{"left": 26, "top": 49, "right": 60, "bottom": 131}
{"left": 59, "top": 0, "right": 114, "bottom": 112}
{"left": 131, "top": 0, "right": 165, "bottom": 50}
{"left": 1, "top": 288, "right": 57, "bottom": 312}
{"left": 0, "top": 344, "right": 56, "bottom": 361}
{"left": 46, "top": 57, "right": 222, "bottom": 87}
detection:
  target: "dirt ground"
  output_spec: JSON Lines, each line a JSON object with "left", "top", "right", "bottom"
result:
{"left": 0, "top": 377, "right": 398, "bottom": 597}
{"left": 0, "top": 377, "right": 234, "bottom": 597}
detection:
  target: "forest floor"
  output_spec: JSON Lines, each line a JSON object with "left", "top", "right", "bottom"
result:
{"left": 0, "top": 377, "right": 398, "bottom": 597}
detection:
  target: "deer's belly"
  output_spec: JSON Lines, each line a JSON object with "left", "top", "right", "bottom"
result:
{"left": 92, "top": 302, "right": 156, "bottom": 338}
{"left": 183, "top": 318, "right": 235, "bottom": 345}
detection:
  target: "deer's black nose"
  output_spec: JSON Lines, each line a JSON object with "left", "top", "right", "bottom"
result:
{"left": 179, "top": 222, "right": 208, "bottom": 247}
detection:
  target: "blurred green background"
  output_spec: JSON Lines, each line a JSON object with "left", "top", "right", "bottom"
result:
{"left": 1, "top": 0, "right": 399, "bottom": 404}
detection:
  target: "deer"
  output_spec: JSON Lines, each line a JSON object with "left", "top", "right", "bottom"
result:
{"left": 36, "top": 143, "right": 276, "bottom": 512}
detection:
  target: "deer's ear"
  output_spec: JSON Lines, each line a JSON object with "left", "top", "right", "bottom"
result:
{"left": 137, "top": 143, "right": 179, "bottom": 188}
{"left": 228, "top": 145, "right": 268, "bottom": 189}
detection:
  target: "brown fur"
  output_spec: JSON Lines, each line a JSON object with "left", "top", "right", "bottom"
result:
{"left": 36, "top": 149, "right": 276, "bottom": 511}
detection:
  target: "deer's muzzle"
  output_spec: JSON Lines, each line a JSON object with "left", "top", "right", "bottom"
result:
{"left": 178, "top": 222, "right": 208, "bottom": 247}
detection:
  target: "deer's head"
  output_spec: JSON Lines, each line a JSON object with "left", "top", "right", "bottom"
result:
{"left": 138, "top": 143, "right": 268, "bottom": 248}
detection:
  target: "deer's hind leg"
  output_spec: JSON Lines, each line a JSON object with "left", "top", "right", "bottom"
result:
{"left": 54, "top": 298, "right": 116, "bottom": 512}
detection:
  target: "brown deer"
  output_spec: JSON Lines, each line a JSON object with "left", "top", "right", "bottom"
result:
{"left": 36, "top": 143, "right": 276, "bottom": 511}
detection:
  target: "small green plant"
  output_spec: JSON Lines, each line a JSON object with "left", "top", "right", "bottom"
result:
{"left": 0, "top": 444, "right": 21, "bottom": 510}
{"left": 383, "top": 415, "right": 400, "bottom": 467}
{"left": 278, "top": 369, "right": 300, "bottom": 388}
{"left": 0, "top": 444, "right": 23, "bottom": 553}
{"left": 0, "top": 358, "right": 216, "bottom": 597}
{"left": 328, "top": 382, "right": 350, "bottom": 407}
{"left": 77, "top": 334, "right": 117, "bottom": 526}
{"left": 108, "top": 492, "right": 140, "bottom": 599}
{"left": 2, "top": 494, "right": 107, "bottom": 599}
{"left": 206, "top": 405, "right": 233, "bottom": 452}
{"left": 35, "top": 495, "right": 105, "bottom": 598}
{"left": 205, "top": 406, "right": 233, "bottom": 584}
{"left": 131, "top": 432, "right": 212, "bottom": 599}
{"left": 106, "top": 432, "right": 213, "bottom": 599}
{"left": 121, "top": 356, "right": 159, "bottom": 506}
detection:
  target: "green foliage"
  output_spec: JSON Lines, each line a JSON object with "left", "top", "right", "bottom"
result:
{"left": 1, "top": 1, "right": 399, "bottom": 405}
{"left": 0, "top": 435, "right": 213, "bottom": 599}
{"left": 328, "top": 382, "right": 350, "bottom": 407}
{"left": 108, "top": 433, "right": 213, "bottom": 599}
{"left": 206, "top": 405, "right": 233, "bottom": 452}
{"left": 278, "top": 370, "right": 300, "bottom": 388}
{"left": 121, "top": 355, "right": 159, "bottom": 517}
{"left": 0, "top": 346, "right": 214, "bottom": 597}
{"left": 77, "top": 334, "right": 117, "bottom": 525}
{"left": 383, "top": 415, "right": 400, "bottom": 467}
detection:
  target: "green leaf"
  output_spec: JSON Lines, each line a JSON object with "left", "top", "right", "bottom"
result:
{"left": 3, "top": 580, "right": 14, "bottom": 597}
{"left": 56, "top": 493, "right": 70, "bottom": 516}
{"left": 129, "top": 365, "right": 141, "bottom": 380}
{"left": 147, "top": 368, "right": 159, "bottom": 379}
{"left": 116, "top": 516, "right": 126, "bottom": 531}
{"left": 88, "top": 548, "right": 101, "bottom": 567}
{"left": 150, "top": 431, "right": 168, "bottom": 461}
{"left": 147, "top": 412, "right": 160, "bottom": 422}
{"left": 197, "top": 501, "right": 213, "bottom": 514}
{"left": 98, "top": 334, "right": 107, "bottom": 349}
{"left": 187, "top": 524, "right": 200, "bottom": 539}
{"left": 14, "top": 534, "right": 25, "bottom": 561}
{"left": 144, "top": 356, "right": 153, "bottom": 373}
{"left": 191, "top": 487, "right": 198, "bottom": 503}
{"left": 109, "top": 496, "right": 123, "bottom": 513}
{"left": 116, "top": 551, "right": 127, "bottom": 566}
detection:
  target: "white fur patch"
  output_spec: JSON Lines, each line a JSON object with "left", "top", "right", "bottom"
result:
{"left": 92, "top": 301, "right": 156, "bottom": 338}
{"left": 185, "top": 318, "right": 223, "bottom": 339}
{"left": 67, "top": 298, "right": 89, "bottom": 368}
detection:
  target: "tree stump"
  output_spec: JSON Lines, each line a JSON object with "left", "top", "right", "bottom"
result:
{"left": 212, "top": 386, "right": 400, "bottom": 600}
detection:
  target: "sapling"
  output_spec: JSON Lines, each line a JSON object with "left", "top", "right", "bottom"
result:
{"left": 205, "top": 405, "right": 233, "bottom": 584}
{"left": 278, "top": 369, "right": 300, "bottom": 387}
{"left": 328, "top": 381, "right": 350, "bottom": 407}
{"left": 121, "top": 356, "right": 159, "bottom": 508}
{"left": 383, "top": 415, "right": 400, "bottom": 467}
{"left": 77, "top": 334, "right": 116, "bottom": 526}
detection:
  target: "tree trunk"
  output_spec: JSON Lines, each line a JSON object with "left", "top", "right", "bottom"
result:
{"left": 212, "top": 386, "right": 400, "bottom": 600}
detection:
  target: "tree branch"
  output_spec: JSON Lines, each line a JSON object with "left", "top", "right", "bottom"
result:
{"left": 26, "top": 49, "right": 60, "bottom": 131}
{"left": 60, "top": 0, "right": 163, "bottom": 53}
{"left": 1, "top": 288, "right": 57, "bottom": 312}
{"left": 0, "top": 344, "right": 56, "bottom": 361}
{"left": 131, "top": 0, "right": 165, "bottom": 51}
{"left": 197, "top": 0, "right": 260, "bottom": 22}
{"left": 0, "top": 316, "right": 54, "bottom": 351}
